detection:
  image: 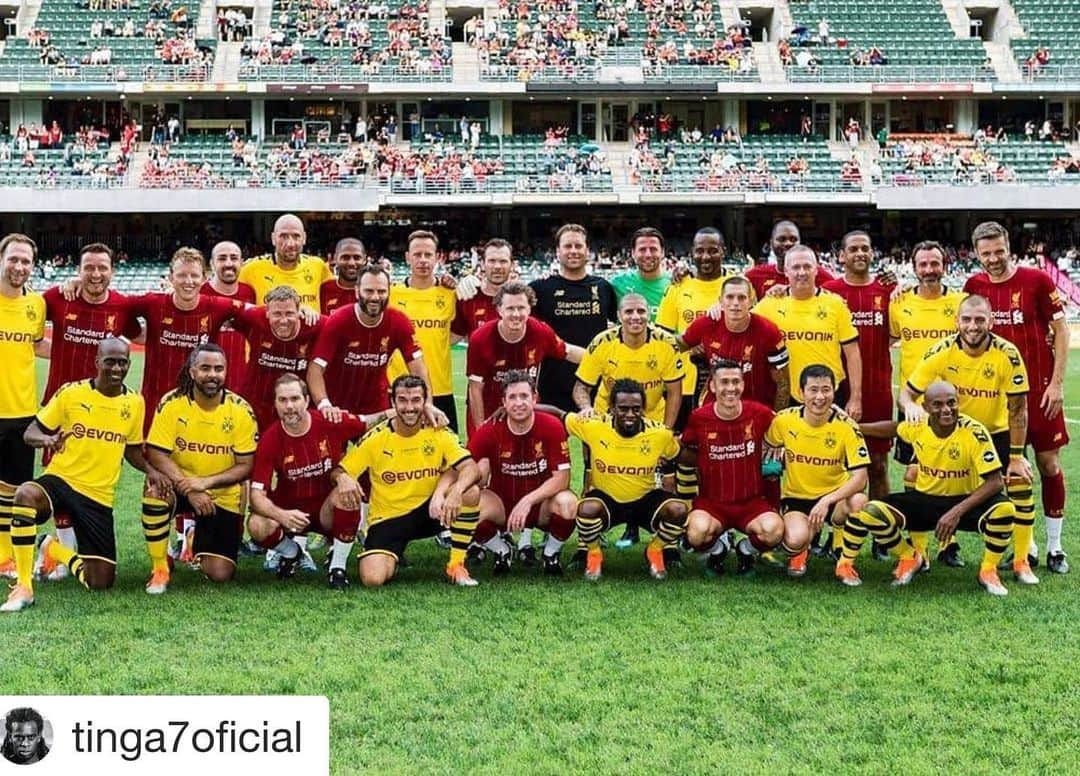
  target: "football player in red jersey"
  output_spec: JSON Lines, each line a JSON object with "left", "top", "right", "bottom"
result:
{"left": 822, "top": 231, "right": 895, "bottom": 501}
{"left": 965, "top": 221, "right": 1071, "bottom": 573}
{"left": 202, "top": 241, "right": 257, "bottom": 393}
{"left": 319, "top": 238, "right": 365, "bottom": 317}
{"left": 248, "top": 374, "right": 393, "bottom": 589}
{"left": 746, "top": 220, "right": 835, "bottom": 299}
{"left": 452, "top": 238, "right": 512, "bottom": 340}
{"left": 679, "top": 359, "right": 783, "bottom": 576}
{"left": 467, "top": 370, "right": 578, "bottom": 575}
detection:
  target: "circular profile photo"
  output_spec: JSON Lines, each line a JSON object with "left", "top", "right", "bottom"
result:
{"left": 2, "top": 707, "right": 52, "bottom": 765}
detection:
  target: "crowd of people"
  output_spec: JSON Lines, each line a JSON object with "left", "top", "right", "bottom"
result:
{"left": 0, "top": 213, "right": 1071, "bottom": 615}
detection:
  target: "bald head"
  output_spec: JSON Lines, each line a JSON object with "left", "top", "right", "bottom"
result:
{"left": 98, "top": 336, "right": 129, "bottom": 359}
{"left": 96, "top": 336, "right": 132, "bottom": 390}
{"left": 960, "top": 293, "right": 991, "bottom": 314}
{"left": 210, "top": 241, "right": 243, "bottom": 285}
{"left": 923, "top": 380, "right": 957, "bottom": 406}
{"left": 271, "top": 214, "right": 306, "bottom": 265}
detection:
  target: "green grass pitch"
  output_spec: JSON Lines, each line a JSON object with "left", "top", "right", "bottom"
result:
{"left": 2, "top": 348, "right": 1078, "bottom": 772}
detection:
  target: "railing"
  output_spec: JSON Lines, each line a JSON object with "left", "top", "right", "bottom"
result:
{"left": 786, "top": 64, "right": 995, "bottom": 82}
{"left": 237, "top": 62, "right": 453, "bottom": 82}
{"left": 0, "top": 63, "right": 210, "bottom": 82}
{"left": 642, "top": 63, "right": 757, "bottom": 81}
{"left": 885, "top": 171, "right": 1080, "bottom": 186}
{"left": 637, "top": 172, "right": 864, "bottom": 194}
{"left": 0, "top": 173, "right": 130, "bottom": 189}
{"left": 1018, "top": 63, "right": 1080, "bottom": 81}
{"left": 478, "top": 63, "right": 600, "bottom": 82}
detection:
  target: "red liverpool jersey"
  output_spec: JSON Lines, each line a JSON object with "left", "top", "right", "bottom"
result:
{"left": 681, "top": 312, "right": 788, "bottom": 407}
{"left": 465, "top": 318, "right": 567, "bottom": 418}
{"left": 310, "top": 305, "right": 422, "bottom": 415}
{"left": 964, "top": 267, "right": 1066, "bottom": 386}
{"left": 821, "top": 277, "right": 894, "bottom": 419}
{"left": 251, "top": 410, "right": 367, "bottom": 506}
{"left": 200, "top": 281, "right": 257, "bottom": 394}
{"left": 232, "top": 306, "right": 325, "bottom": 429}
{"left": 745, "top": 264, "right": 835, "bottom": 301}
{"left": 319, "top": 279, "right": 356, "bottom": 318}
{"left": 467, "top": 413, "right": 571, "bottom": 507}
{"left": 451, "top": 290, "right": 498, "bottom": 338}
{"left": 681, "top": 400, "right": 775, "bottom": 503}
{"left": 42, "top": 287, "right": 142, "bottom": 402}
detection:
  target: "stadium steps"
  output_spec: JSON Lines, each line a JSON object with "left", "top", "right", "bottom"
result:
{"left": 252, "top": 0, "right": 273, "bottom": 38}
{"left": 452, "top": 42, "right": 479, "bottom": 83}
{"left": 15, "top": 0, "right": 43, "bottom": 36}
{"left": 983, "top": 39, "right": 1023, "bottom": 81}
{"left": 429, "top": 0, "right": 446, "bottom": 40}
{"left": 939, "top": 0, "right": 971, "bottom": 37}
{"left": 196, "top": 0, "right": 217, "bottom": 40}
{"left": 212, "top": 42, "right": 243, "bottom": 82}
{"left": 717, "top": 0, "right": 744, "bottom": 30}
{"left": 753, "top": 42, "right": 787, "bottom": 82}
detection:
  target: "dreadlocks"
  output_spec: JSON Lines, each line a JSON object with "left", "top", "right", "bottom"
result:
{"left": 176, "top": 343, "right": 227, "bottom": 399}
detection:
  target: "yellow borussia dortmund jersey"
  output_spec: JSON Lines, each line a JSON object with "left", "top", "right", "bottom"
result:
{"left": 239, "top": 254, "right": 332, "bottom": 308}
{"left": 0, "top": 290, "right": 45, "bottom": 418}
{"left": 898, "top": 415, "right": 1001, "bottom": 497}
{"left": 754, "top": 289, "right": 858, "bottom": 402}
{"left": 906, "top": 334, "right": 1028, "bottom": 434}
{"left": 565, "top": 413, "right": 679, "bottom": 503}
{"left": 888, "top": 288, "right": 965, "bottom": 389}
{"left": 339, "top": 423, "right": 471, "bottom": 523}
{"left": 385, "top": 283, "right": 456, "bottom": 396}
{"left": 575, "top": 325, "right": 684, "bottom": 422}
{"left": 656, "top": 275, "right": 728, "bottom": 394}
{"left": 37, "top": 380, "right": 144, "bottom": 507}
{"left": 764, "top": 406, "right": 870, "bottom": 500}
{"left": 147, "top": 389, "right": 259, "bottom": 513}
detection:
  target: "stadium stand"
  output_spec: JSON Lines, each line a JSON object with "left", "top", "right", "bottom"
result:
{"left": 1009, "top": 0, "right": 1080, "bottom": 79}
{"left": 2, "top": 0, "right": 214, "bottom": 81}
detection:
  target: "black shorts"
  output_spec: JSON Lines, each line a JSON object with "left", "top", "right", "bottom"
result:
{"left": 0, "top": 416, "right": 34, "bottom": 487}
{"left": 433, "top": 394, "right": 459, "bottom": 434}
{"left": 31, "top": 474, "right": 116, "bottom": 563}
{"left": 893, "top": 408, "right": 914, "bottom": 465}
{"left": 580, "top": 488, "right": 682, "bottom": 531}
{"left": 176, "top": 495, "right": 243, "bottom": 564}
{"left": 991, "top": 431, "right": 1009, "bottom": 474}
{"left": 362, "top": 499, "right": 441, "bottom": 561}
{"left": 781, "top": 497, "right": 838, "bottom": 525}
{"left": 674, "top": 395, "right": 695, "bottom": 433}
{"left": 882, "top": 490, "right": 1010, "bottom": 533}
{"left": 537, "top": 361, "right": 578, "bottom": 413}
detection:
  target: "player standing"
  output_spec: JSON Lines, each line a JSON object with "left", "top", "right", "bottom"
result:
{"left": 331, "top": 376, "right": 482, "bottom": 587}
{"left": 320, "top": 237, "right": 366, "bottom": 316}
{"left": 452, "top": 238, "right": 512, "bottom": 339}
{"left": 142, "top": 344, "right": 258, "bottom": 593}
{"left": 822, "top": 231, "right": 895, "bottom": 500}
{"left": 239, "top": 213, "right": 333, "bottom": 309}
{"left": 745, "top": 221, "right": 835, "bottom": 299}
{"left": 609, "top": 227, "right": 671, "bottom": 318}
{"left": 964, "top": 221, "right": 1071, "bottom": 573}
{"left": 2, "top": 339, "right": 165, "bottom": 612}
{"left": 573, "top": 293, "right": 684, "bottom": 428}
{"left": 468, "top": 371, "right": 578, "bottom": 574}
{"left": 529, "top": 224, "right": 617, "bottom": 411}
{"left": 679, "top": 360, "right": 783, "bottom": 575}
{"left": 0, "top": 235, "right": 48, "bottom": 581}
{"left": 201, "top": 241, "right": 257, "bottom": 394}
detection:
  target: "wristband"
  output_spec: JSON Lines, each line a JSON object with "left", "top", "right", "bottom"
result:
{"left": 1009, "top": 446, "right": 1024, "bottom": 458}
{"left": 317, "top": 398, "right": 332, "bottom": 410}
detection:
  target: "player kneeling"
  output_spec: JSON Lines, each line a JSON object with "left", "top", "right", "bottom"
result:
{"left": 763, "top": 365, "right": 870, "bottom": 577}
{"left": 468, "top": 371, "right": 578, "bottom": 575}
{"left": 840, "top": 381, "right": 1016, "bottom": 595}
{"left": 331, "top": 376, "right": 483, "bottom": 587}
{"left": 246, "top": 374, "right": 394, "bottom": 590}
{"left": 680, "top": 359, "right": 783, "bottom": 576}
{"left": 549, "top": 379, "right": 687, "bottom": 581}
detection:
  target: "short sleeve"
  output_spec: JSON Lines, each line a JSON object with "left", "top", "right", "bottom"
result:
{"left": 466, "top": 422, "right": 495, "bottom": 461}
{"left": 835, "top": 298, "right": 858, "bottom": 343}
{"left": 661, "top": 430, "right": 680, "bottom": 460}
{"left": 662, "top": 346, "right": 685, "bottom": 383}
{"left": 970, "top": 424, "right": 1001, "bottom": 478}
{"left": 1003, "top": 345, "right": 1029, "bottom": 395}
{"left": 339, "top": 434, "right": 373, "bottom": 479}
{"left": 31, "top": 296, "right": 46, "bottom": 340}
{"left": 564, "top": 412, "right": 586, "bottom": 442}
{"left": 1037, "top": 273, "right": 1066, "bottom": 322}
{"left": 681, "top": 315, "right": 707, "bottom": 347}
{"left": 440, "top": 428, "right": 471, "bottom": 468}
{"left": 392, "top": 313, "right": 423, "bottom": 363}
{"left": 146, "top": 399, "right": 176, "bottom": 452}
{"left": 906, "top": 346, "right": 944, "bottom": 395}
{"left": 680, "top": 412, "right": 700, "bottom": 446}
{"left": 465, "top": 331, "right": 487, "bottom": 381}
{"left": 539, "top": 320, "right": 567, "bottom": 360}
{"left": 127, "top": 398, "right": 145, "bottom": 445}
{"left": 763, "top": 413, "right": 785, "bottom": 447}
{"left": 35, "top": 388, "right": 65, "bottom": 433}
{"left": 232, "top": 401, "right": 260, "bottom": 455}
{"left": 888, "top": 298, "right": 901, "bottom": 339}
{"left": 250, "top": 433, "right": 277, "bottom": 491}
{"left": 311, "top": 312, "right": 341, "bottom": 367}
{"left": 655, "top": 287, "right": 678, "bottom": 331}
{"left": 574, "top": 339, "right": 604, "bottom": 387}
{"left": 843, "top": 423, "right": 871, "bottom": 470}
{"left": 896, "top": 421, "right": 916, "bottom": 446}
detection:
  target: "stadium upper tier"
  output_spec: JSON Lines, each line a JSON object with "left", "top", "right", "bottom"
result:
{"left": 1010, "top": 0, "right": 1080, "bottom": 79}
{"left": 3, "top": 0, "right": 214, "bottom": 81}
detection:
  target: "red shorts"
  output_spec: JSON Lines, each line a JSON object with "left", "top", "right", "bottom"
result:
{"left": 1026, "top": 390, "right": 1070, "bottom": 452}
{"left": 286, "top": 495, "right": 333, "bottom": 537}
{"left": 692, "top": 496, "right": 776, "bottom": 534}
{"left": 860, "top": 393, "right": 893, "bottom": 455}
{"left": 486, "top": 488, "right": 543, "bottom": 528}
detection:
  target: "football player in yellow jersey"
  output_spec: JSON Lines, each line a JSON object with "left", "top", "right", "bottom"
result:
{"left": 542, "top": 378, "right": 687, "bottom": 581}
{"left": 386, "top": 230, "right": 464, "bottom": 431}
{"left": 843, "top": 381, "right": 1016, "bottom": 595}
{"left": 238, "top": 213, "right": 333, "bottom": 307}
{"left": 2, "top": 339, "right": 168, "bottom": 612}
{"left": 573, "top": 293, "right": 684, "bottom": 428}
{"left": 331, "top": 375, "right": 482, "bottom": 588}
{"left": 0, "top": 234, "right": 50, "bottom": 582}
{"left": 763, "top": 365, "right": 870, "bottom": 578}
{"left": 143, "top": 344, "right": 259, "bottom": 593}
{"left": 899, "top": 294, "right": 1037, "bottom": 585}
{"left": 656, "top": 227, "right": 731, "bottom": 421}
{"left": 887, "top": 240, "right": 967, "bottom": 564}
{"left": 753, "top": 245, "right": 863, "bottom": 419}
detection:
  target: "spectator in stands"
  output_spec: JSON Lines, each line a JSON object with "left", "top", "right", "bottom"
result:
{"left": 841, "top": 156, "right": 861, "bottom": 185}
{"left": 845, "top": 117, "right": 861, "bottom": 148}
{"left": 1040, "top": 119, "right": 1054, "bottom": 141}
{"left": 817, "top": 19, "right": 829, "bottom": 46}
{"left": 290, "top": 124, "right": 306, "bottom": 150}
